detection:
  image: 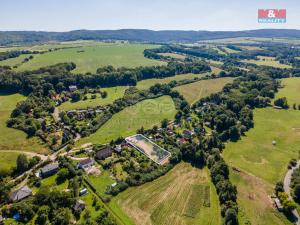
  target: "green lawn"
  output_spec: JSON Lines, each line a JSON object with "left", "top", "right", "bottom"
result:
{"left": 77, "top": 96, "right": 177, "bottom": 145}
{"left": 0, "top": 93, "right": 48, "bottom": 154}
{"left": 15, "top": 43, "right": 165, "bottom": 73}
{"left": 109, "top": 163, "right": 221, "bottom": 225}
{"left": 173, "top": 77, "right": 234, "bottom": 105}
{"left": 136, "top": 73, "right": 209, "bottom": 90}
{"left": 59, "top": 86, "right": 128, "bottom": 111}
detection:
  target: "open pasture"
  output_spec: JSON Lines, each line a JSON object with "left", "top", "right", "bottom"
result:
{"left": 223, "top": 78, "right": 300, "bottom": 225}
{"left": 173, "top": 77, "right": 234, "bottom": 105}
{"left": 77, "top": 96, "right": 177, "bottom": 145}
{"left": 136, "top": 73, "right": 209, "bottom": 90}
{"left": 0, "top": 93, "right": 48, "bottom": 154}
{"left": 14, "top": 43, "right": 165, "bottom": 73}
{"left": 242, "top": 56, "right": 292, "bottom": 68}
{"left": 59, "top": 86, "right": 128, "bottom": 111}
{"left": 110, "top": 162, "right": 221, "bottom": 225}
{"left": 276, "top": 77, "right": 300, "bottom": 107}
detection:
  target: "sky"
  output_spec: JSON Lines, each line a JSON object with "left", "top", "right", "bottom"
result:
{"left": 0, "top": 0, "right": 299, "bottom": 31}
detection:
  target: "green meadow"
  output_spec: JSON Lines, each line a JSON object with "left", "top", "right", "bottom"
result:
{"left": 59, "top": 86, "right": 128, "bottom": 111}
{"left": 136, "top": 73, "right": 209, "bottom": 90}
{"left": 223, "top": 77, "right": 300, "bottom": 225}
{"left": 14, "top": 43, "right": 165, "bottom": 73}
{"left": 0, "top": 93, "right": 48, "bottom": 154}
{"left": 173, "top": 77, "right": 234, "bottom": 105}
{"left": 242, "top": 56, "right": 292, "bottom": 69}
{"left": 77, "top": 96, "right": 176, "bottom": 145}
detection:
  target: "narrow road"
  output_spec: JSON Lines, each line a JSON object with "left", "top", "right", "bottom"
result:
{"left": 283, "top": 161, "right": 300, "bottom": 225}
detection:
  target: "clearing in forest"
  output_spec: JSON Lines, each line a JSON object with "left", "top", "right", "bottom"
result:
{"left": 173, "top": 77, "right": 234, "bottom": 105}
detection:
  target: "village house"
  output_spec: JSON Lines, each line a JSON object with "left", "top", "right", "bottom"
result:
{"left": 96, "top": 147, "right": 113, "bottom": 160}
{"left": 77, "top": 158, "right": 95, "bottom": 170}
{"left": 74, "top": 200, "right": 86, "bottom": 211}
{"left": 183, "top": 129, "right": 195, "bottom": 138}
{"left": 114, "top": 145, "right": 122, "bottom": 153}
{"left": 10, "top": 186, "right": 32, "bottom": 202}
{"left": 40, "top": 163, "right": 59, "bottom": 178}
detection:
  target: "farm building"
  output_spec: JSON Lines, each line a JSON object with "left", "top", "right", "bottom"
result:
{"left": 40, "top": 163, "right": 59, "bottom": 178}
{"left": 96, "top": 147, "right": 113, "bottom": 160}
{"left": 10, "top": 186, "right": 32, "bottom": 202}
{"left": 77, "top": 158, "right": 95, "bottom": 170}
{"left": 74, "top": 200, "right": 86, "bottom": 211}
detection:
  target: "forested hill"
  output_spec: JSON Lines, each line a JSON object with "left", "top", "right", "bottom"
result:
{"left": 1, "top": 29, "right": 300, "bottom": 45}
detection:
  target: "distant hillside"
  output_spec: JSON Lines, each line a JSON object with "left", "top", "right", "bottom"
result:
{"left": 1, "top": 29, "right": 300, "bottom": 45}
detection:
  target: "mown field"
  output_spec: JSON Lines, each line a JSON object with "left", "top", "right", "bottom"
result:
{"left": 12, "top": 43, "right": 165, "bottom": 73}
{"left": 77, "top": 96, "right": 177, "bottom": 145}
{"left": 173, "top": 77, "right": 234, "bottom": 105}
{"left": 136, "top": 73, "right": 209, "bottom": 90}
{"left": 0, "top": 152, "right": 19, "bottom": 174}
{"left": 242, "top": 56, "right": 292, "bottom": 69}
{"left": 0, "top": 93, "right": 48, "bottom": 154}
{"left": 276, "top": 78, "right": 300, "bottom": 107}
{"left": 0, "top": 54, "right": 32, "bottom": 67}
{"left": 223, "top": 77, "right": 300, "bottom": 225}
{"left": 58, "top": 86, "right": 128, "bottom": 111}
{"left": 109, "top": 162, "right": 221, "bottom": 225}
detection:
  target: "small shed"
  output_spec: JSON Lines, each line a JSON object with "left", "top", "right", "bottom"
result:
{"left": 79, "top": 188, "right": 88, "bottom": 196}
{"left": 74, "top": 200, "right": 86, "bottom": 211}
{"left": 69, "top": 85, "right": 78, "bottom": 92}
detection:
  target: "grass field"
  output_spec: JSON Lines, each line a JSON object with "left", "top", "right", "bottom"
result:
{"left": 276, "top": 78, "right": 300, "bottom": 107}
{"left": 0, "top": 152, "right": 18, "bottom": 173}
{"left": 14, "top": 43, "right": 165, "bottom": 73}
{"left": 136, "top": 73, "right": 208, "bottom": 90}
{"left": 109, "top": 162, "right": 221, "bottom": 225}
{"left": 242, "top": 56, "right": 292, "bottom": 69}
{"left": 78, "top": 96, "right": 177, "bottom": 145}
{"left": 0, "top": 93, "right": 48, "bottom": 154}
{"left": 173, "top": 77, "right": 234, "bottom": 105}
{"left": 223, "top": 77, "right": 300, "bottom": 225}
{"left": 158, "top": 53, "right": 186, "bottom": 60}
{"left": 0, "top": 54, "right": 32, "bottom": 67}
{"left": 59, "top": 86, "right": 128, "bottom": 111}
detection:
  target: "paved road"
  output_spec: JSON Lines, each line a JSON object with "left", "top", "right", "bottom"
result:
{"left": 283, "top": 161, "right": 300, "bottom": 225}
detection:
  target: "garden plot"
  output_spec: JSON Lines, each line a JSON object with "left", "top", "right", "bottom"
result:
{"left": 125, "top": 134, "right": 171, "bottom": 165}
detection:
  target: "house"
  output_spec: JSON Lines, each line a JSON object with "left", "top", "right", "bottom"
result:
{"left": 114, "top": 145, "right": 122, "bottom": 153}
{"left": 79, "top": 188, "right": 88, "bottom": 196}
{"left": 69, "top": 85, "right": 78, "bottom": 92}
{"left": 96, "top": 147, "right": 113, "bottom": 160}
{"left": 77, "top": 158, "right": 94, "bottom": 170}
{"left": 40, "top": 163, "right": 59, "bottom": 178}
{"left": 10, "top": 186, "right": 32, "bottom": 202}
{"left": 74, "top": 200, "right": 86, "bottom": 211}
{"left": 183, "top": 129, "right": 194, "bottom": 138}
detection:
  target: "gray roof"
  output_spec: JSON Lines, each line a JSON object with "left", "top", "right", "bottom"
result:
{"left": 10, "top": 186, "right": 32, "bottom": 202}
{"left": 41, "top": 163, "right": 59, "bottom": 174}
{"left": 74, "top": 199, "right": 86, "bottom": 210}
